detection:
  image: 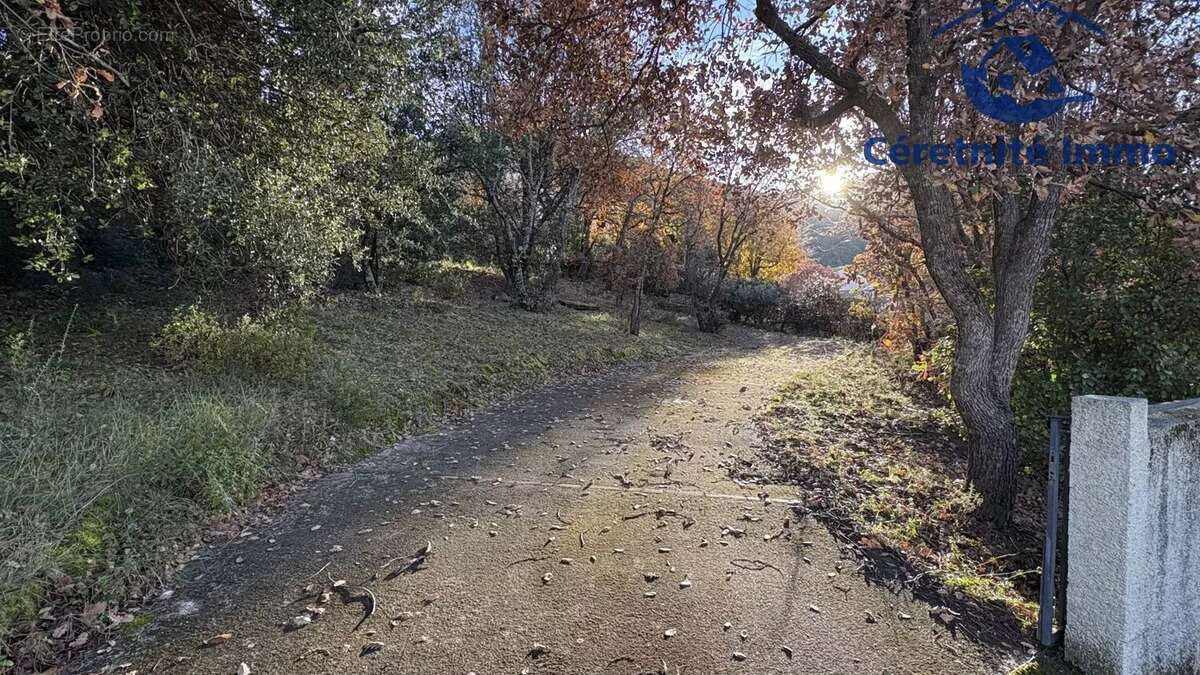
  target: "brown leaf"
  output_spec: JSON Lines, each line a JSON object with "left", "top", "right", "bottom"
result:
{"left": 203, "top": 632, "right": 234, "bottom": 647}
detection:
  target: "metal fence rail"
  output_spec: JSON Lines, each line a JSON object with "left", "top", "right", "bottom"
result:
{"left": 1038, "top": 415, "right": 1070, "bottom": 646}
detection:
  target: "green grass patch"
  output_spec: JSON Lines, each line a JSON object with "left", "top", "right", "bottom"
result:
{"left": 757, "top": 345, "right": 1043, "bottom": 630}
{"left": 154, "top": 304, "right": 318, "bottom": 381}
{"left": 1008, "top": 649, "right": 1080, "bottom": 675}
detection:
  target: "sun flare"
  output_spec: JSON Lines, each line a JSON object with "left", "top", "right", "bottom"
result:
{"left": 818, "top": 169, "right": 845, "bottom": 196}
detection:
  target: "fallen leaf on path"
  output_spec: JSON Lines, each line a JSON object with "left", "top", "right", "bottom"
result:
{"left": 294, "top": 648, "right": 331, "bottom": 662}
{"left": 202, "top": 633, "right": 233, "bottom": 647}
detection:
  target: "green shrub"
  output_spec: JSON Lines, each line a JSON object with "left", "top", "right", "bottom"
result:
{"left": 154, "top": 304, "right": 318, "bottom": 380}
{"left": 1010, "top": 195, "right": 1200, "bottom": 454}
{"left": 908, "top": 196, "right": 1200, "bottom": 463}
{"left": 722, "top": 279, "right": 784, "bottom": 326}
{"left": 426, "top": 268, "right": 469, "bottom": 299}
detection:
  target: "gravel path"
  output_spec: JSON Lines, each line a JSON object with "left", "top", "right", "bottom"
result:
{"left": 86, "top": 330, "right": 1013, "bottom": 674}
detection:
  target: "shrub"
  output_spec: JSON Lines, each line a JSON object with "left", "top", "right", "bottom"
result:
{"left": 779, "top": 268, "right": 850, "bottom": 335}
{"left": 1010, "top": 195, "right": 1200, "bottom": 452}
{"left": 154, "top": 304, "right": 318, "bottom": 380}
{"left": 722, "top": 279, "right": 784, "bottom": 327}
{"left": 719, "top": 268, "right": 878, "bottom": 339}
{"left": 843, "top": 295, "right": 882, "bottom": 341}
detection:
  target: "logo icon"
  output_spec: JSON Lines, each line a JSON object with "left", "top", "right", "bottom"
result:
{"left": 934, "top": 0, "right": 1104, "bottom": 124}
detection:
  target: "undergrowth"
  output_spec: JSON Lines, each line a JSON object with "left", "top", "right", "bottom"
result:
{"left": 755, "top": 346, "right": 1043, "bottom": 630}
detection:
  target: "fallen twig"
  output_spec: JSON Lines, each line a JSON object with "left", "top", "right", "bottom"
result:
{"left": 605, "top": 655, "right": 635, "bottom": 668}
{"left": 506, "top": 556, "right": 550, "bottom": 568}
{"left": 294, "top": 648, "right": 331, "bottom": 662}
{"left": 729, "top": 558, "right": 785, "bottom": 578}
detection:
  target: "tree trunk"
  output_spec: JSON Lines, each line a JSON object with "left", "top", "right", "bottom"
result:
{"left": 502, "top": 252, "right": 535, "bottom": 309}
{"left": 362, "top": 226, "right": 382, "bottom": 294}
{"left": 628, "top": 272, "right": 644, "bottom": 336}
{"left": 951, "top": 325, "right": 1021, "bottom": 523}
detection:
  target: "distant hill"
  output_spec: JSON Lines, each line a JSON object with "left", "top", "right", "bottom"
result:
{"left": 802, "top": 206, "right": 865, "bottom": 268}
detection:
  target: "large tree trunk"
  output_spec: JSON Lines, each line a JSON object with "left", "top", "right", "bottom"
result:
{"left": 952, "top": 324, "right": 1021, "bottom": 522}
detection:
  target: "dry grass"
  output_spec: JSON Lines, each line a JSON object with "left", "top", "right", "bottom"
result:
{"left": 755, "top": 345, "right": 1044, "bottom": 630}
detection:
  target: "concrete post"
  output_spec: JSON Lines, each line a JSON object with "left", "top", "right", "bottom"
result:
{"left": 1066, "top": 395, "right": 1200, "bottom": 674}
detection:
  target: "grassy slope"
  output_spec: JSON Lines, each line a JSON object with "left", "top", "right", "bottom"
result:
{"left": 0, "top": 270, "right": 714, "bottom": 669}
{"left": 755, "top": 345, "right": 1044, "bottom": 632}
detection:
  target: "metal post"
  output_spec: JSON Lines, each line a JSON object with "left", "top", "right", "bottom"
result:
{"left": 1038, "top": 416, "right": 1065, "bottom": 646}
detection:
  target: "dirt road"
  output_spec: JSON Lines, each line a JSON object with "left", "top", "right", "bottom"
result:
{"left": 86, "top": 331, "right": 1014, "bottom": 674}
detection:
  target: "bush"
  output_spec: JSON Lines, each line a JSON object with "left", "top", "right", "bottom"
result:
{"left": 154, "top": 304, "right": 318, "bottom": 380}
{"left": 907, "top": 195, "right": 1200, "bottom": 462}
{"left": 843, "top": 295, "right": 883, "bottom": 341}
{"left": 779, "top": 268, "right": 851, "bottom": 335}
{"left": 719, "top": 268, "right": 878, "bottom": 339}
{"left": 1010, "top": 195, "right": 1200, "bottom": 451}
{"left": 722, "top": 279, "right": 784, "bottom": 326}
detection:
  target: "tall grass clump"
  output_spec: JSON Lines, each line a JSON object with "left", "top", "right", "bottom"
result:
{"left": 0, "top": 324, "right": 276, "bottom": 650}
{"left": 154, "top": 304, "right": 318, "bottom": 380}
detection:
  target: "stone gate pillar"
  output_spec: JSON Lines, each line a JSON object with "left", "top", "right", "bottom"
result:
{"left": 1066, "top": 395, "right": 1200, "bottom": 674}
